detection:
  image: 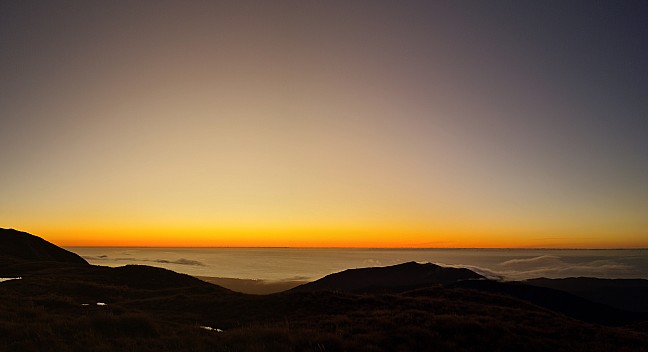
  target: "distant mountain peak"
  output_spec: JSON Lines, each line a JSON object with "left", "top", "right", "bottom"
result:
{"left": 292, "top": 261, "right": 484, "bottom": 293}
{"left": 0, "top": 228, "right": 88, "bottom": 265}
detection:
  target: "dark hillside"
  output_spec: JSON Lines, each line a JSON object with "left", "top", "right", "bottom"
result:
{"left": 90, "top": 264, "right": 228, "bottom": 291}
{"left": 526, "top": 277, "right": 648, "bottom": 313}
{"left": 291, "top": 261, "right": 483, "bottom": 293}
{"left": 451, "top": 279, "right": 648, "bottom": 326}
{"left": 0, "top": 228, "right": 87, "bottom": 265}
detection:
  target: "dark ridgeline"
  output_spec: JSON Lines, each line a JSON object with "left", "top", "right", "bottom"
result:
{"left": 291, "top": 261, "right": 484, "bottom": 293}
{"left": 291, "top": 260, "right": 648, "bottom": 326}
{"left": 1, "top": 229, "right": 647, "bottom": 351}
{"left": 526, "top": 277, "right": 648, "bottom": 313}
{"left": 451, "top": 279, "right": 648, "bottom": 326}
{"left": 0, "top": 227, "right": 232, "bottom": 294}
{"left": 0, "top": 228, "right": 88, "bottom": 265}
{"left": 89, "top": 264, "right": 232, "bottom": 291}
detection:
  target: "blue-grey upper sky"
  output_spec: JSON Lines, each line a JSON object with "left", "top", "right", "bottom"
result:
{"left": 1, "top": 1, "right": 647, "bottom": 247}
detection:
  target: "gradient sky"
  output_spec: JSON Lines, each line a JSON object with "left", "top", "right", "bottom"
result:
{"left": 1, "top": 1, "right": 647, "bottom": 247}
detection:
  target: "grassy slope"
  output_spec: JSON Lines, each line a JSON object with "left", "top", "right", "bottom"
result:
{"left": 1, "top": 261, "right": 648, "bottom": 352}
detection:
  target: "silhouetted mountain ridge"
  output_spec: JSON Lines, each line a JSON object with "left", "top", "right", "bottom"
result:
{"left": 91, "top": 264, "right": 227, "bottom": 291}
{"left": 291, "top": 261, "right": 484, "bottom": 293}
{"left": 289, "top": 259, "right": 648, "bottom": 326}
{"left": 0, "top": 228, "right": 87, "bottom": 265}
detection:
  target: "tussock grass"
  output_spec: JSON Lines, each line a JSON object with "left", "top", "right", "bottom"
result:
{"left": 2, "top": 262, "right": 647, "bottom": 351}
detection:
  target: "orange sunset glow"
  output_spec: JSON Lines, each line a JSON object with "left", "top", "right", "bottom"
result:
{"left": 1, "top": 1, "right": 647, "bottom": 248}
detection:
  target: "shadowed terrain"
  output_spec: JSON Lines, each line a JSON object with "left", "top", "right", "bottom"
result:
{"left": 290, "top": 261, "right": 484, "bottom": 293}
{"left": 0, "top": 228, "right": 87, "bottom": 265}
{"left": 1, "top": 229, "right": 648, "bottom": 351}
{"left": 451, "top": 279, "right": 648, "bottom": 326}
{"left": 526, "top": 277, "right": 648, "bottom": 313}
{"left": 197, "top": 276, "right": 308, "bottom": 295}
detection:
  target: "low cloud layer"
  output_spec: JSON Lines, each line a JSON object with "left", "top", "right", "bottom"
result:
{"left": 497, "top": 255, "right": 632, "bottom": 280}
{"left": 76, "top": 248, "right": 647, "bottom": 283}
{"left": 83, "top": 256, "right": 205, "bottom": 267}
{"left": 437, "top": 255, "right": 639, "bottom": 281}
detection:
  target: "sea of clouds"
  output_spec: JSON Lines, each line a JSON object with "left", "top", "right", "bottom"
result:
{"left": 71, "top": 247, "right": 648, "bottom": 282}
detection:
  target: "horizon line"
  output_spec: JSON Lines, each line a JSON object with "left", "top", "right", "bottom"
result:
{"left": 62, "top": 245, "right": 648, "bottom": 250}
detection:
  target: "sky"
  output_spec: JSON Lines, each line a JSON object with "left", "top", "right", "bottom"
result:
{"left": 1, "top": 1, "right": 647, "bottom": 248}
